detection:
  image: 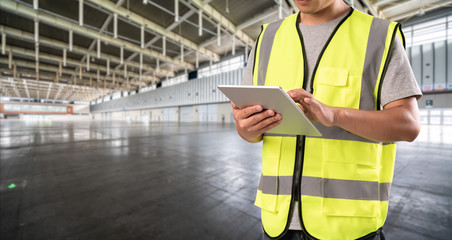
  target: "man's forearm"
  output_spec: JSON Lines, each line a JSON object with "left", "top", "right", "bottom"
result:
{"left": 333, "top": 97, "right": 421, "bottom": 143}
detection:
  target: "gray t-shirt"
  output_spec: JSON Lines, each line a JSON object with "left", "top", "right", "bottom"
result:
{"left": 241, "top": 14, "right": 422, "bottom": 107}
{"left": 242, "top": 12, "right": 422, "bottom": 230}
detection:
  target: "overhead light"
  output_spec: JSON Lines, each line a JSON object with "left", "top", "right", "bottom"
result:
{"left": 225, "top": 0, "right": 230, "bottom": 14}
{"left": 418, "top": 9, "right": 425, "bottom": 16}
{"left": 113, "top": 13, "right": 118, "bottom": 39}
{"left": 198, "top": 10, "right": 203, "bottom": 36}
{"left": 175, "top": 0, "right": 179, "bottom": 22}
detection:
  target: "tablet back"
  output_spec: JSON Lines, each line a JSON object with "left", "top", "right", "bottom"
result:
{"left": 218, "top": 85, "right": 321, "bottom": 136}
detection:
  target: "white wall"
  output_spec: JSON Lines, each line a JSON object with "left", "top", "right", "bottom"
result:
{"left": 217, "top": 102, "right": 234, "bottom": 123}
{"left": 420, "top": 108, "right": 452, "bottom": 125}
{"left": 408, "top": 40, "right": 452, "bottom": 108}
{"left": 73, "top": 104, "right": 89, "bottom": 114}
{"left": 20, "top": 114, "right": 91, "bottom": 121}
{"left": 180, "top": 106, "right": 194, "bottom": 122}
{"left": 418, "top": 93, "right": 452, "bottom": 109}
{"left": 1, "top": 101, "right": 91, "bottom": 120}
{"left": 91, "top": 68, "right": 243, "bottom": 113}
{"left": 93, "top": 102, "right": 234, "bottom": 124}
{"left": 198, "top": 104, "right": 217, "bottom": 122}
{"left": 51, "top": 114, "right": 91, "bottom": 121}
{"left": 163, "top": 107, "right": 179, "bottom": 122}
{"left": 112, "top": 111, "right": 125, "bottom": 121}
{"left": 126, "top": 110, "right": 141, "bottom": 122}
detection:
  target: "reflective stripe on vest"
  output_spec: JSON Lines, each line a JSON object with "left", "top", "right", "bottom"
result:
{"left": 253, "top": 9, "right": 400, "bottom": 239}
{"left": 258, "top": 175, "right": 391, "bottom": 201}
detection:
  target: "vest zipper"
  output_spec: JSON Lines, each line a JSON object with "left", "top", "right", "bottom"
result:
{"left": 295, "top": 135, "right": 304, "bottom": 224}
{"left": 294, "top": 9, "right": 354, "bottom": 240}
{"left": 309, "top": 9, "right": 354, "bottom": 93}
{"left": 273, "top": 134, "right": 302, "bottom": 240}
{"left": 293, "top": 11, "right": 313, "bottom": 239}
{"left": 277, "top": 135, "right": 303, "bottom": 240}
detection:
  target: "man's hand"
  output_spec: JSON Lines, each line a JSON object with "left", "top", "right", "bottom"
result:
{"left": 288, "top": 89, "right": 338, "bottom": 127}
{"left": 287, "top": 88, "right": 420, "bottom": 143}
{"left": 232, "top": 102, "right": 282, "bottom": 143}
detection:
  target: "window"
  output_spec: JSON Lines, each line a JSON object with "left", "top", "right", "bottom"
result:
{"left": 404, "top": 14, "right": 452, "bottom": 93}
{"left": 3, "top": 104, "right": 67, "bottom": 113}
{"left": 198, "top": 55, "right": 244, "bottom": 78}
{"left": 139, "top": 84, "right": 156, "bottom": 93}
{"left": 112, "top": 91, "right": 122, "bottom": 100}
{"left": 403, "top": 15, "right": 452, "bottom": 48}
{"left": 162, "top": 74, "right": 187, "bottom": 87}
{"left": 74, "top": 101, "right": 89, "bottom": 105}
{"left": 103, "top": 95, "right": 111, "bottom": 102}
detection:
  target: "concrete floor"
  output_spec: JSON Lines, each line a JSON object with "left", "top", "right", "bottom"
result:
{"left": 0, "top": 120, "right": 451, "bottom": 240}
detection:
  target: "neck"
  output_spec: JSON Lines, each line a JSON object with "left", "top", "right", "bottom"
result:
{"left": 299, "top": 1, "right": 350, "bottom": 25}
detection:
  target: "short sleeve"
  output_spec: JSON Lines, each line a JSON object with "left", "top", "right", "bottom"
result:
{"left": 241, "top": 44, "right": 256, "bottom": 86}
{"left": 380, "top": 36, "right": 422, "bottom": 107}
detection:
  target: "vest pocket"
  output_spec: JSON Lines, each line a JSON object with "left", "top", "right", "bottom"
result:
{"left": 320, "top": 139, "right": 382, "bottom": 217}
{"left": 322, "top": 198, "right": 380, "bottom": 217}
{"left": 255, "top": 189, "right": 279, "bottom": 213}
{"left": 314, "top": 68, "right": 361, "bottom": 109}
{"left": 255, "top": 173, "right": 278, "bottom": 213}
{"left": 322, "top": 139, "right": 381, "bottom": 176}
{"left": 256, "top": 137, "right": 283, "bottom": 213}
{"left": 256, "top": 137, "right": 297, "bottom": 213}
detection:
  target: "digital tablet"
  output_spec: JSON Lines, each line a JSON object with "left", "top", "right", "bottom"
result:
{"left": 218, "top": 85, "right": 322, "bottom": 136}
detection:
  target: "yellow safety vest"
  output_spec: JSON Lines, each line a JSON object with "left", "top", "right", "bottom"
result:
{"left": 252, "top": 9, "right": 404, "bottom": 239}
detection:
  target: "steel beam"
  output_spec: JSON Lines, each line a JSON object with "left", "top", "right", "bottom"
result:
{"left": 188, "top": 0, "right": 254, "bottom": 48}
{"left": 0, "top": 0, "right": 193, "bottom": 70}
{"left": 360, "top": 0, "right": 382, "bottom": 18}
{"left": 5, "top": 46, "right": 157, "bottom": 84}
{"left": 237, "top": 5, "right": 279, "bottom": 31}
{"left": 85, "top": 0, "right": 219, "bottom": 61}
{"left": 389, "top": 1, "right": 452, "bottom": 21}
{"left": 0, "top": 25, "right": 172, "bottom": 77}
{"left": 0, "top": 76, "right": 106, "bottom": 101}
{"left": 375, "top": 0, "right": 398, "bottom": 8}
{"left": 0, "top": 58, "right": 147, "bottom": 88}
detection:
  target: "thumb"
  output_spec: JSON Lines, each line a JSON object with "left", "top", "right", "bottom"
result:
{"left": 231, "top": 101, "right": 239, "bottom": 109}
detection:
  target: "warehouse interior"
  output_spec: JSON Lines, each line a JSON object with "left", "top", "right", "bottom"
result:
{"left": 1, "top": 0, "right": 452, "bottom": 239}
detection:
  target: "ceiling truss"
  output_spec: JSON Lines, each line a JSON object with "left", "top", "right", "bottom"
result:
{"left": 0, "top": 0, "right": 450, "bottom": 103}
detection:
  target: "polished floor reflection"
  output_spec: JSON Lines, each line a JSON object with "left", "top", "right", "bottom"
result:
{"left": 1, "top": 121, "right": 451, "bottom": 240}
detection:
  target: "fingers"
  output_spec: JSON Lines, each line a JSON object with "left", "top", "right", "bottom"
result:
{"left": 297, "top": 96, "right": 314, "bottom": 109}
{"left": 235, "top": 105, "right": 282, "bottom": 137}
{"left": 232, "top": 101, "right": 283, "bottom": 140}
{"left": 288, "top": 89, "right": 315, "bottom": 116}
{"left": 235, "top": 105, "right": 264, "bottom": 120}
{"left": 298, "top": 96, "right": 318, "bottom": 116}
{"left": 288, "top": 89, "right": 312, "bottom": 102}
{"left": 237, "top": 109, "right": 279, "bottom": 129}
{"left": 287, "top": 87, "right": 315, "bottom": 112}
{"left": 297, "top": 104, "right": 306, "bottom": 113}
{"left": 247, "top": 113, "right": 282, "bottom": 134}
{"left": 232, "top": 102, "right": 260, "bottom": 120}
{"left": 235, "top": 111, "right": 282, "bottom": 143}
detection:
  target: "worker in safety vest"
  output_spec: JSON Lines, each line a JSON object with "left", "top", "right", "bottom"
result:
{"left": 233, "top": 0, "right": 422, "bottom": 239}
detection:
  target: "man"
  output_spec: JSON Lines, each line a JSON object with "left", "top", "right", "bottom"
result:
{"left": 233, "top": 0, "right": 422, "bottom": 239}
